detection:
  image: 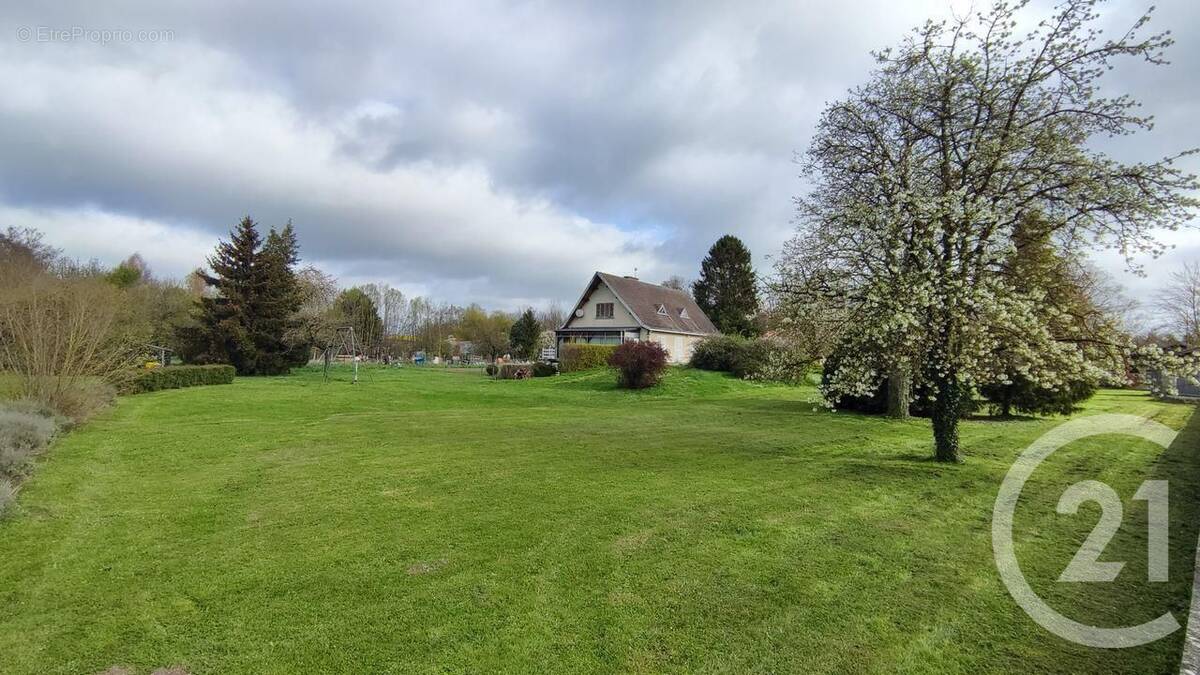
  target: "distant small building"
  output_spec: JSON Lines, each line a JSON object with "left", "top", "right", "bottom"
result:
{"left": 555, "top": 272, "right": 719, "bottom": 363}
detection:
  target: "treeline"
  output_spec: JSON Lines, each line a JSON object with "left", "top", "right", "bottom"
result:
{"left": 0, "top": 227, "right": 193, "bottom": 418}
{"left": 2, "top": 218, "right": 575, "bottom": 384}
{"left": 328, "top": 289, "right": 563, "bottom": 362}
{"left": 174, "top": 217, "right": 568, "bottom": 371}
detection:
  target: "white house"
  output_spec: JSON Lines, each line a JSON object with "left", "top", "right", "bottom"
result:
{"left": 555, "top": 272, "right": 719, "bottom": 363}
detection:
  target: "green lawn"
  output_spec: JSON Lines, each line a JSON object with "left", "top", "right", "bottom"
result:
{"left": 1, "top": 366, "right": 1198, "bottom": 674}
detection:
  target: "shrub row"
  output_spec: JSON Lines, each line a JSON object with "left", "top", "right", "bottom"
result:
{"left": 497, "top": 363, "right": 533, "bottom": 379}
{"left": 559, "top": 344, "right": 617, "bottom": 373}
{"left": 121, "top": 364, "right": 236, "bottom": 394}
{"left": 0, "top": 400, "right": 66, "bottom": 518}
{"left": 689, "top": 335, "right": 775, "bottom": 379}
{"left": 689, "top": 334, "right": 812, "bottom": 383}
{"left": 488, "top": 362, "right": 559, "bottom": 379}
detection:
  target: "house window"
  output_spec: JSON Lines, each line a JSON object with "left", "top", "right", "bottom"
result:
{"left": 679, "top": 308, "right": 689, "bottom": 319}
{"left": 595, "top": 302, "right": 614, "bottom": 319}
{"left": 656, "top": 304, "right": 667, "bottom": 315}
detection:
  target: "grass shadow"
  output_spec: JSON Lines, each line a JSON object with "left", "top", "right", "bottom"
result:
{"left": 1149, "top": 403, "right": 1200, "bottom": 639}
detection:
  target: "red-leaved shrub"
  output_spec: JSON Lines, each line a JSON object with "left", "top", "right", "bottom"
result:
{"left": 608, "top": 341, "right": 668, "bottom": 389}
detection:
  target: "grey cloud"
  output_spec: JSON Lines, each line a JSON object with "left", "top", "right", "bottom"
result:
{"left": 0, "top": 0, "right": 1196, "bottom": 308}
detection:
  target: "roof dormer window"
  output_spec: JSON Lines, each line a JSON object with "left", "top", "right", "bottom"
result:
{"left": 679, "top": 308, "right": 690, "bottom": 319}
{"left": 656, "top": 303, "right": 668, "bottom": 315}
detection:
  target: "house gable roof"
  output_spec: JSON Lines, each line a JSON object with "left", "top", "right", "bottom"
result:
{"left": 561, "top": 272, "right": 718, "bottom": 335}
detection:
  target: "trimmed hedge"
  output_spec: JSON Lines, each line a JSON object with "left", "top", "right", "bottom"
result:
{"left": 497, "top": 363, "right": 534, "bottom": 380}
{"left": 122, "top": 365, "right": 236, "bottom": 394}
{"left": 559, "top": 344, "right": 617, "bottom": 373}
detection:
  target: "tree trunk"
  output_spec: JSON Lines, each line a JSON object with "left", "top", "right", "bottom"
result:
{"left": 886, "top": 367, "right": 911, "bottom": 419}
{"left": 932, "top": 375, "right": 962, "bottom": 462}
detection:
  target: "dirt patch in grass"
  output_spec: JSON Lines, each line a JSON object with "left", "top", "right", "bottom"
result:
{"left": 406, "top": 558, "right": 448, "bottom": 575}
{"left": 612, "top": 528, "right": 654, "bottom": 553}
{"left": 94, "top": 665, "right": 189, "bottom": 675}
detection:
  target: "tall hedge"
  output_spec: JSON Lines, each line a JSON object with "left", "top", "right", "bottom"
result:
{"left": 559, "top": 344, "right": 617, "bottom": 372}
{"left": 121, "top": 365, "right": 236, "bottom": 394}
{"left": 689, "top": 334, "right": 773, "bottom": 378}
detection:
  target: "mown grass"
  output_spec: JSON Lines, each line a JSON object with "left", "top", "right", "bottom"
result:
{"left": 0, "top": 366, "right": 1197, "bottom": 674}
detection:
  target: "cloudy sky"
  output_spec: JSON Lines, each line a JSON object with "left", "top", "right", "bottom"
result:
{"left": 1, "top": 0, "right": 1196, "bottom": 312}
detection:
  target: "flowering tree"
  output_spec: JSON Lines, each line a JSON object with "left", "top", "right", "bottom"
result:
{"left": 788, "top": 0, "right": 1197, "bottom": 461}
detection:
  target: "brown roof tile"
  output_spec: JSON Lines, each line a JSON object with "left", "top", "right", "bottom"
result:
{"left": 595, "top": 272, "right": 718, "bottom": 335}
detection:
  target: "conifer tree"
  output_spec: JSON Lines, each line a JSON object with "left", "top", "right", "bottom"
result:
{"left": 181, "top": 216, "right": 306, "bottom": 374}
{"left": 255, "top": 222, "right": 305, "bottom": 373}
{"left": 692, "top": 235, "right": 760, "bottom": 336}
{"left": 509, "top": 308, "right": 541, "bottom": 361}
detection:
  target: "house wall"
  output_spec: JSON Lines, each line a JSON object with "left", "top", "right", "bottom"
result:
{"left": 563, "top": 282, "right": 638, "bottom": 329}
{"left": 646, "top": 330, "right": 704, "bottom": 364}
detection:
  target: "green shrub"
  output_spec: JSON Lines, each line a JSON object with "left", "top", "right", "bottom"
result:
{"left": 532, "top": 362, "right": 558, "bottom": 377}
{"left": 559, "top": 344, "right": 617, "bottom": 373}
{"left": 689, "top": 335, "right": 749, "bottom": 372}
{"left": 609, "top": 341, "right": 669, "bottom": 389}
{"left": 747, "top": 340, "right": 815, "bottom": 384}
{"left": 690, "top": 335, "right": 797, "bottom": 380}
{"left": 980, "top": 374, "right": 1097, "bottom": 417}
{"left": 120, "top": 365, "right": 236, "bottom": 394}
{"left": 729, "top": 339, "right": 775, "bottom": 379}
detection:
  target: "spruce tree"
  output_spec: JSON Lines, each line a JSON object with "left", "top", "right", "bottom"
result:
{"left": 691, "top": 235, "right": 760, "bottom": 336}
{"left": 256, "top": 222, "right": 304, "bottom": 373}
{"left": 181, "top": 216, "right": 306, "bottom": 374}
{"left": 509, "top": 308, "right": 541, "bottom": 361}
{"left": 187, "top": 217, "right": 261, "bottom": 371}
